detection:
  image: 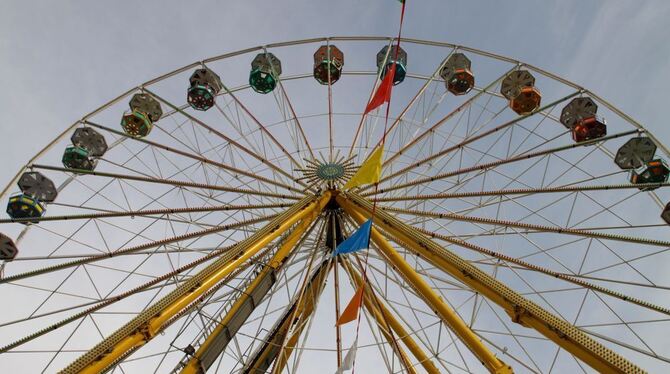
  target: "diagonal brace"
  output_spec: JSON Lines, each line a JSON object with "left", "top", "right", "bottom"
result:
{"left": 178, "top": 209, "right": 321, "bottom": 373}
{"left": 61, "top": 192, "right": 332, "bottom": 374}
{"left": 341, "top": 200, "right": 512, "bottom": 374}
{"left": 339, "top": 191, "right": 646, "bottom": 374}
{"left": 341, "top": 257, "right": 440, "bottom": 374}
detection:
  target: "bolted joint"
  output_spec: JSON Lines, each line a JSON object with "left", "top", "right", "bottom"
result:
{"left": 138, "top": 323, "right": 154, "bottom": 341}
{"left": 507, "top": 305, "right": 529, "bottom": 327}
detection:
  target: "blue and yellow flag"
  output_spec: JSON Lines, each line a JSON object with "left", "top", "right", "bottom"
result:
{"left": 333, "top": 219, "right": 372, "bottom": 256}
{"left": 344, "top": 146, "right": 384, "bottom": 190}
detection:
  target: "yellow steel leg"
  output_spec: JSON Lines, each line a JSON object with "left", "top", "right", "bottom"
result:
{"left": 339, "top": 192, "right": 646, "bottom": 374}
{"left": 341, "top": 258, "right": 440, "bottom": 374}
{"left": 179, "top": 209, "right": 320, "bottom": 373}
{"left": 62, "top": 193, "right": 331, "bottom": 374}
{"left": 341, "top": 201, "right": 512, "bottom": 374}
{"left": 248, "top": 260, "right": 332, "bottom": 373}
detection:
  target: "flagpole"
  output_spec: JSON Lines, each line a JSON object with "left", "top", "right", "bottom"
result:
{"left": 349, "top": 2, "right": 407, "bottom": 374}
{"left": 333, "top": 216, "right": 343, "bottom": 367}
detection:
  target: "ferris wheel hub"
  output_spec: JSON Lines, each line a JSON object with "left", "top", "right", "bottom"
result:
{"left": 299, "top": 157, "right": 356, "bottom": 187}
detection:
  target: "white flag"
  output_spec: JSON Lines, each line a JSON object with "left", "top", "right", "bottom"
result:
{"left": 335, "top": 339, "right": 358, "bottom": 374}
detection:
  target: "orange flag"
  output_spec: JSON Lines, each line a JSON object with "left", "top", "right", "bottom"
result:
{"left": 336, "top": 285, "right": 365, "bottom": 326}
{"left": 364, "top": 63, "right": 397, "bottom": 115}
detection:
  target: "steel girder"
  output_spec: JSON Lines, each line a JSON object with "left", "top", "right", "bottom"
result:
{"left": 340, "top": 196, "right": 512, "bottom": 374}
{"left": 61, "top": 192, "right": 331, "bottom": 373}
{"left": 177, "top": 209, "right": 321, "bottom": 373}
{"left": 337, "top": 191, "right": 645, "bottom": 374}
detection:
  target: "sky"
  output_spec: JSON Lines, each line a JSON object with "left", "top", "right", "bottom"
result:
{"left": 1, "top": 1, "right": 670, "bottom": 194}
{"left": 1, "top": 1, "right": 670, "bottom": 373}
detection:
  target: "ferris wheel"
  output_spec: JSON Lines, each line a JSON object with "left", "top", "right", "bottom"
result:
{"left": 0, "top": 36, "right": 669, "bottom": 374}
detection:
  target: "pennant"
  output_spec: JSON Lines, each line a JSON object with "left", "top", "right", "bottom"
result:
{"left": 336, "top": 285, "right": 365, "bottom": 326}
{"left": 333, "top": 220, "right": 372, "bottom": 256}
{"left": 343, "top": 146, "right": 384, "bottom": 190}
{"left": 364, "top": 63, "right": 396, "bottom": 115}
{"left": 335, "top": 339, "right": 358, "bottom": 373}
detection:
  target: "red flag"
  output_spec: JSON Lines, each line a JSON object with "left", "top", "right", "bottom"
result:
{"left": 336, "top": 285, "right": 365, "bottom": 326}
{"left": 364, "top": 63, "right": 397, "bottom": 115}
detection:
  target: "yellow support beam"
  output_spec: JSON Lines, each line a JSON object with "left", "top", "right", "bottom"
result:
{"left": 245, "top": 260, "right": 332, "bottom": 373}
{"left": 341, "top": 258, "right": 416, "bottom": 374}
{"left": 62, "top": 192, "right": 332, "bottom": 374}
{"left": 179, "top": 210, "right": 321, "bottom": 373}
{"left": 339, "top": 191, "right": 647, "bottom": 374}
{"left": 341, "top": 199, "right": 512, "bottom": 374}
{"left": 341, "top": 258, "right": 440, "bottom": 374}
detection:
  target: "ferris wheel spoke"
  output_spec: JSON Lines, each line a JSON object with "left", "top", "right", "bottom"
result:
{"left": 380, "top": 65, "right": 521, "bottom": 174}
{"left": 86, "top": 156, "right": 292, "bottom": 209}
{"left": 367, "top": 128, "right": 641, "bottom": 197}
{"left": 418, "top": 166, "right": 627, "bottom": 224}
{"left": 402, "top": 195, "right": 668, "bottom": 297}
{"left": 30, "top": 164, "right": 299, "bottom": 201}
{"left": 341, "top": 257, "right": 441, "bottom": 374}
{"left": 143, "top": 88, "right": 310, "bottom": 191}
{"left": 0, "top": 214, "right": 275, "bottom": 284}
{"left": 475, "top": 298, "right": 549, "bottom": 372}
{"left": 0, "top": 202, "right": 289, "bottom": 225}
{"left": 376, "top": 122, "right": 533, "bottom": 203}
{"left": 343, "top": 208, "right": 511, "bottom": 372}
{"left": 54, "top": 194, "right": 326, "bottom": 373}
{"left": 20, "top": 181, "right": 274, "bottom": 260}
{"left": 210, "top": 101, "right": 278, "bottom": 177}
{"left": 434, "top": 234, "right": 670, "bottom": 303}
{"left": 175, "top": 212, "right": 321, "bottom": 373}
{"left": 383, "top": 206, "right": 670, "bottom": 248}
{"left": 477, "top": 333, "right": 544, "bottom": 373}
{"left": 270, "top": 237, "right": 333, "bottom": 373}
{"left": 446, "top": 233, "right": 669, "bottom": 366}
{"left": 112, "top": 257, "right": 257, "bottom": 372}
{"left": 347, "top": 39, "right": 396, "bottom": 159}
{"left": 274, "top": 78, "right": 316, "bottom": 161}
{"left": 246, "top": 258, "right": 330, "bottom": 373}
{"left": 373, "top": 181, "right": 670, "bottom": 203}
{"left": 342, "top": 217, "right": 447, "bottom": 365}
{"left": 340, "top": 191, "right": 648, "bottom": 373}
{"left": 582, "top": 328, "right": 670, "bottom": 364}
{"left": 215, "top": 70, "right": 305, "bottom": 171}
{"left": 207, "top": 253, "right": 316, "bottom": 373}
{"left": 386, "top": 110, "right": 567, "bottom": 202}
{"left": 363, "top": 253, "right": 478, "bottom": 372}
{"left": 381, "top": 76, "right": 453, "bottom": 167}
{"left": 84, "top": 121, "right": 303, "bottom": 195}
{"left": 373, "top": 90, "right": 582, "bottom": 192}
{"left": 396, "top": 125, "right": 550, "bottom": 204}
{"left": 41, "top": 206, "right": 246, "bottom": 258}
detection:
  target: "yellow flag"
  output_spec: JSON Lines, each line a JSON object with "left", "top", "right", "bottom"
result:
{"left": 344, "top": 146, "right": 384, "bottom": 190}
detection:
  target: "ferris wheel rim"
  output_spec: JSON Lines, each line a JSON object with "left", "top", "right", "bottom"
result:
{"left": 0, "top": 34, "right": 668, "bottom": 373}
{"left": 2, "top": 35, "right": 668, "bottom": 201}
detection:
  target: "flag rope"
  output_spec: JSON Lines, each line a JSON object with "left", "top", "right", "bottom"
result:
{"left": 346, "top": 1, "right": 407, "bottom": 373}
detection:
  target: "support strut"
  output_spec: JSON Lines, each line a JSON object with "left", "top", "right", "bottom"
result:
{"left": 60, "top": 192, "right": 331, "bottom": 373}
{"left": 341, "top": 257, "right": 440, "bottom": 374}
{"left": 338, "top": 191, "right": 646, "bottom": 374}
{"left": 243, "top": 260, "right": 331, "bottom": 373}
{"left": 177, "top": 209, "right": 320, "bottom": 373}
{"left": 341, "top": 200, "right": 512, "bottom": 374}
